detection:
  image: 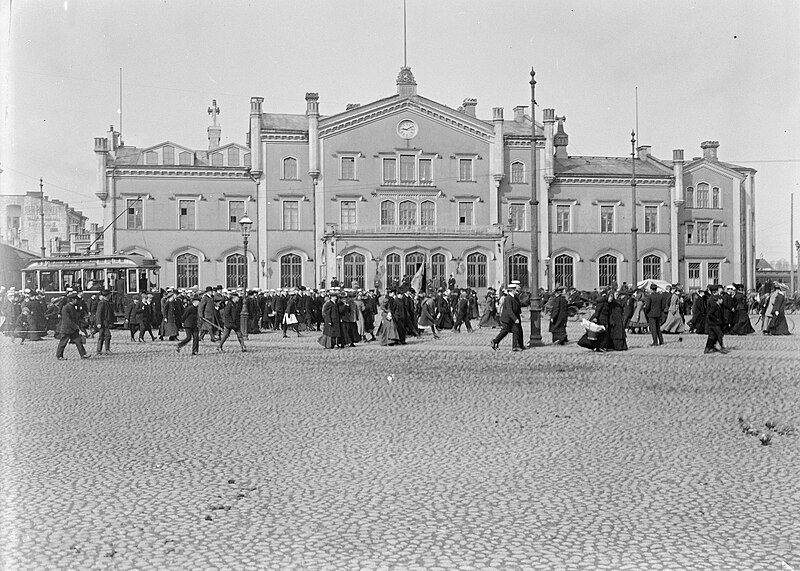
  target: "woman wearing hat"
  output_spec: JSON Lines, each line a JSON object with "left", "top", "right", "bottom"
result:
{"left": 763, "top": 282, "right": 790, "bottom": 335}
{"left": 660, "top": 286, "right": 685, "bottom": 334}
{"left": 578, "top": 288, "right": 627, "bottom": 352}
{"left": 730, "top": 283, "right": 755, "bottom": 335}
{"left": 318, "top": 290, "right": 343, "bottom": 349}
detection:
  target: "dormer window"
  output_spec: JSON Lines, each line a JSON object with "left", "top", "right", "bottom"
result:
{"left": 146, "top": 151, "right": 158, "bottom": 165}
{"left": 211, "top": 153, "right": 223, "bottom": 167}
{"left": 179, "top": 151, "right": 193, "bottom": 166}
{"left": 163, "top": 146, "right": 175, "bottom": 165}
{"left": 227, "top": 147, "right": 239, "bottom": 167}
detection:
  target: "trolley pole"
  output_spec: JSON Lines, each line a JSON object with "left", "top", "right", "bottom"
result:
{"left": 791, "top": 193, "right": 795, "bottom": 295}
{"left": 39, "top": 178, "right": 46, "bottom": 257}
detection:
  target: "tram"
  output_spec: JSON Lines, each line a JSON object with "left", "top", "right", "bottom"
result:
{"left": 20, "top": 253, "right": 160, "bottom": 321}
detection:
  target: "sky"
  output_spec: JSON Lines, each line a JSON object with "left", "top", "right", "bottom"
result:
{"left": 1, "top": 0, "right": 798, "bottom": 262}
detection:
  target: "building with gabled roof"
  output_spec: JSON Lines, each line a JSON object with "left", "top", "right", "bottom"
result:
{"left": 94, "top": 66, "right": 756, "bottom": 292}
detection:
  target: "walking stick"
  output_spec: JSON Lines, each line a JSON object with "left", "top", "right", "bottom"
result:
{"left": 199, "top": 316, "right": 225, "bottom": 332}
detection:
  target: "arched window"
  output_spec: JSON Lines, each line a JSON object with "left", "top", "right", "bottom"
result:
{"left": 280, "top": 253, "right": 302, "bottom": 287}
{"left": 642, "top": 254, "right": 662, "bottom": 280}
{"left": 711, "top": 186, "right": 720, "bottom": 208}
{"left": 211, "top": 153, "right": 223, "bottom": 167}
{"left": 420, "top": 201, "right": 436, "bottom": 226}
{"left": 163, "top": 146, "right": 175, "bottom": 165}
{"left": 386, "top": 253, "right": 401, "bottom": 288}
{"left": 686, "top": 186, "right": 694, "bottom": 208}
{"left": 696, "top": 182, "right": 709, "bottom": 208}
{"left": 226, "top": 253, "right": 246, "bottom": 289}
{"left": 282, "top": 157, "right": 298, "bottom": 180}
{"left": 598, "top": 254, "right": 618, "bottom": 289}
{"left": 511, "top": 161, "right": 525, "bottom": 184}
{"left": 343, "top": 252, "right": 365, "bottom": 289}
{"left": 176, "top": 253, "right": 199, "bottom": 289}
{"left": 227, "top": 147, "right": 239, "bottom": 167}
{"left": 399, "top": 200, "right": 417, "bottom": 226}
{"left": 466, "top": 252, "right": 487, "bottom": 288}
{"left": 431, "top": 253, "right": 446, "bottom": 290}
{"left": 554, "top": 254, "right": 574, "bottom": 289}
{"left": 405, "top": 252, "right": 425, "bottom": 279}
{"left": 380, "top": 200, "right": 395, "bottom": 226}
{"left": 508, "top": 253, "right": 529, "bottom": 288}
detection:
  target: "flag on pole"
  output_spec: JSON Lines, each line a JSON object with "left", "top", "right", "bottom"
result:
{"left": 410, "top": 263, "right": 426, "bottom": 294}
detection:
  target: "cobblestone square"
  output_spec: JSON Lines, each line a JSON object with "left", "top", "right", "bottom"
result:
{"left": 1, "top": 318, "right": 798, "bottom": 570}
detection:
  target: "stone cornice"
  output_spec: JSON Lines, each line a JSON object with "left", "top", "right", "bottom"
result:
{"left": 107, "top": 167, "right": 251, "bottom": 179}
{"left": 263, "top": 132, "right": 309, "bottom": 142}
{"left": 553, "top": 176, "right": 672, "bottom": 186}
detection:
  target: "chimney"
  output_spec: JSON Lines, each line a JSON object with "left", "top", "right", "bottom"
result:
{"left": 700, "top": 140, "right": 719, "bottom": 161}
{"left": 513, "top": 106, "right": 527, "bottom": 122}
{"left": 107, "top": 125, "right": 120, "bottom": 151}
{"left": 554, "top": 116, "right": 569, "bottom": 159}
{"left": 207, "top": 99, "right": 222, "bottom": 150}
{"left": 462, "top": 98, "right": 477, "bottom": 117}
{"left": 306, "top": 92, "right": 320, "bottom": 179}
{"left": 637, "top": 145, "right": 652, "bottom": 160}
{"left": 249, "top": 97, "right": 264, "bottom": 172}
{"left": 672, "top": 149, "right": 685, "bottom": 203}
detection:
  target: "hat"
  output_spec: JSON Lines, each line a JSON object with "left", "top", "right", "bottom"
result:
{"left": 554, "top": 285, "right": 565, "bottom": 292}
{"left": 650, "top": 284, "right": 658, "bottom": 290}
{"left": 205, "top": 286, "right": 213, "bottom": 292}
{"left": 507, "top": 283, "right": 519, "bottom": 289}
{"left": 192, "top": 294, "right": 202, "bottom": 301}
{"left": 67, "top": 291, "right": 78, "bottom": 298}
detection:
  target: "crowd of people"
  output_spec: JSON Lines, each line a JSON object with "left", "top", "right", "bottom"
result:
{"left": 0, "top": 278, "right": 793, "bottom": 360}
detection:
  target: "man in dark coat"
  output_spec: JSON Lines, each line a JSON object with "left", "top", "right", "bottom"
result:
{"left": 95, "top": 289, "right": 114, "bottom": 355}
{"left": 388, "top": 290, "right": 407, "bottom": 345}
{"left": 282, "top": 289, "right": 302, "bottom": 338}
{"left": 56, "top": 292, "right": 89, "bottom": 360}
{"left": 549, "top": 286, "right": 569, "bottom": 345}
{"left": 453, "top": 290, "right": 474, "bottom": 332}
{"left": 319, "top": 291, "right": 343, "bottom": 348}
{"left": 176, "top": 295, "right": 201, "bottom": 355}
{"left": 490, "top": 285, "right": 523, "bottom": 351}
{"left": 133, "top": 293, "right": 156, "bottom": 342}
{"left": 274, "top": 291, "right": 287, "bottom": 331}
{"left": 704, "top": 285, "right": 728, "bottom": 354}
{"left": 689, "top": 290, "right": 707, "bottom": 334}
{"left": 643, "top": 284, "right": 668, "bottom": 346}
{"left": 198, "top": 286, "right": 218, "bottom": 342}
{"left": 218, "top": 292, "right": 246, "bottom": 352}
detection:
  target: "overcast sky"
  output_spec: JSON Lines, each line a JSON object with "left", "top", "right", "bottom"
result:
{"left": 2, "top": 0, "right": 798, "bottom": 261}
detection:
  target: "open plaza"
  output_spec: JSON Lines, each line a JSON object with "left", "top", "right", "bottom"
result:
{"left": 1, "top": 317, "right": 798, "bottom": 570}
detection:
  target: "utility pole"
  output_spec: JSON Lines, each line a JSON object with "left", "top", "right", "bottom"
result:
{"left": 791, "top": 193, "right": 795, "bottom": 294}
{"left": 528, "top": 67, "right": 542, "bottom": 347}
{"left": 39, "top": 178, "right": 46, "bottom": 257}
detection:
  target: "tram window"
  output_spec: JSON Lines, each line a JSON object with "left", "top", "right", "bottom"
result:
{"left": 138, "top": 270, "right": 149, "bottom": 293}
{"left": 40, "top": 271, "right": 59, "bottom": 292}
{"left": 148, "top": 270, "right": 159, "bottom": 291}
{"left": 83, "top": 269, "right": 104, "bottom": 290}
{"left": 62, "top": 270, "right": 80, "bottom": 290}
{"left": 24, "top": 273, "right": 37, "bottom": 290}
{"left": 127, "top": 269, "right": 138, "bottom": 293}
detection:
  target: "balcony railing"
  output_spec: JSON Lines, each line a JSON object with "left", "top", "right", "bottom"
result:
{"left": 329, "top": 224, "right": 502, "bottom": 236}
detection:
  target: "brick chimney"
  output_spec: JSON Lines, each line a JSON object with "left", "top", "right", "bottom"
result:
{"left": 700, "top": 140, "right": 719, "bottom": 161}
{"left": 513, "top": 106, "right": 527, "bottom": 122}
{"left": 462, "top": 98, "right": 477, "bottom": 117}
{"left": 637, "top": 145, "right": 652, "bottom": 160}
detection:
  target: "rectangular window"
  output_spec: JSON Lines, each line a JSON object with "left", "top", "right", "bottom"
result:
{"left": 697, "top": 222, "right": 709, "bottom": 244}
{"left": 458, "top": 158, "right": 473, "bottom": 182}
{"left": 419, "top": 158, "right": 432, "bottom": 184}
{"left": 179, "top": 200, "right": 195, "bottom": 230}
{"left": 712, "top": 224, "right": 720, "bottom": 244}
{"left": 686, "top": 187, "right": 694, "bottom": 208}
{"left": 600, "top": 205, "right": 614, "bottom": 233}
{"left": 400, "top": 155, "right": 416, "bottom": 183}
{"left": 688, "top": 262, "right": 701, "bottom": 289}
{"left": 556, "top": 205, "right": 570, "bottom": 233}
{"left": 509, "top": 203, "right": 526, "bottom": 231}
{"left": 228, "top": 200, "right": 245, "bottom": 231}
{"left": 707, "top": 262, "right": 720, "bottom": 285}
{"left": 458, "top": 202, "right": 474, "bottom": 226}
{"left": 686, "top": 223, "right": 694, "bottom": 244}
{"left": 126, "top": 199, "right": 142, "bottom": 230}
{"left": 712, "top": 187, "right": 720, "bottom": 209}
{"left": 382, "top": 158, "right": 397, "bottom": 184}
{"left": 644, "top": 205, "right": 658, "bottom": 233}
{"left": 341, "top": 156, "right": 356, "bottom": 180}
{"left": 340, "top": 200, "right": 356, "bottom": 225}
{"left": 283, "top": 201, "right": 299, "bottom": 230}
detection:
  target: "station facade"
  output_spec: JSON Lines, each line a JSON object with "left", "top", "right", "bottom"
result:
{"left": 94, "top": 68, "right": 756, "bottom": 293}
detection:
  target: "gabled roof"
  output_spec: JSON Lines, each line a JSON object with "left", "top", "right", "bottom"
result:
{"left": 262, "top": 113, "right": 310, "bottom": 132}
{"left": 555, "top": 156, "right": 672, "bottom": 177}
{"left": 685, "top": 157, "right": 756, "bottom": 177}
{"left": 140, "top": 141, "right": 194, "bottom": 154}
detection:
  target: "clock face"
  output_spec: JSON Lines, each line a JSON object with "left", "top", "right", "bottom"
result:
{"left": 397, "top": 119, "right": 418, "bottom": 139}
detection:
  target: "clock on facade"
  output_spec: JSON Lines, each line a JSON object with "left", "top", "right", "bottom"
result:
{"left": 397, "top": 119, "right": 418, "bottom": 139}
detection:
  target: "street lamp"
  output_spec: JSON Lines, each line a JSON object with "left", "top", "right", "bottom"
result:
{"left": 239, "top": 215, "right": 253, "bottom": 339}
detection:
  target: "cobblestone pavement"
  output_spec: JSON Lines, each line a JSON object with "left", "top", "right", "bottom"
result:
{"left": 1, "top": 316, "right": 799, "bottom": 570}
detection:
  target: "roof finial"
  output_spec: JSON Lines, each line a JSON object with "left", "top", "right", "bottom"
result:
{"left": 208, "top": 99, "right": 221, "bottom": 126}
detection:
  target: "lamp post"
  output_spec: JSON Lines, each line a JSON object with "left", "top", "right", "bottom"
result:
{"left": 39, "top": 178, "right": 46, "bottom": 257}
{"left": 239, "top": 215, "right": 253, "bottom": 339}
{"left": 528, "top": 67, "right": 543, "bottom": 347}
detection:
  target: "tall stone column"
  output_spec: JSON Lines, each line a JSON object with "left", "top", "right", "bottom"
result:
{"left": 306, "top": 93, "right": 323, "bottom": 287}
{"left": 94, "top": 137, "right": 113, "bottom": 255}
{"left": 491, "top": 107, "right": 504, "bottom": 226}
{"left": 249, "top": 97, "right": 266, "bottom": 288}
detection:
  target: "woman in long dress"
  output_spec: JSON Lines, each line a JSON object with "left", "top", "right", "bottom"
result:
{"left": 375, "top": 298, "right": 401, "bottom": 346}
{"left": 479, "top": 289, "right": 501, "bottom": 328}
{"left": 318, "top": 292, "right": 342, "bottom": 349}
{"left": 578, "top": 289, "right": 628, "bottom": 351}
{"left": 764, "top": 283, "right": 791, "bottom": 335}
{"left": 627, "top": 290, "right": 648, "bottom": 334}
{"left": 661, "top": 288, "right": 685, "bottom": 334}
{"left": 730, "top": 284, "right": 755, "bottom": 335}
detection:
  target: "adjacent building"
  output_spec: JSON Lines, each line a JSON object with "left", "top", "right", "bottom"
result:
{"left": 94, "top": 67, "right": 757, "bottom": 293}
{"left": 0, "top": 192, "right": 90, "bottom": 256}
